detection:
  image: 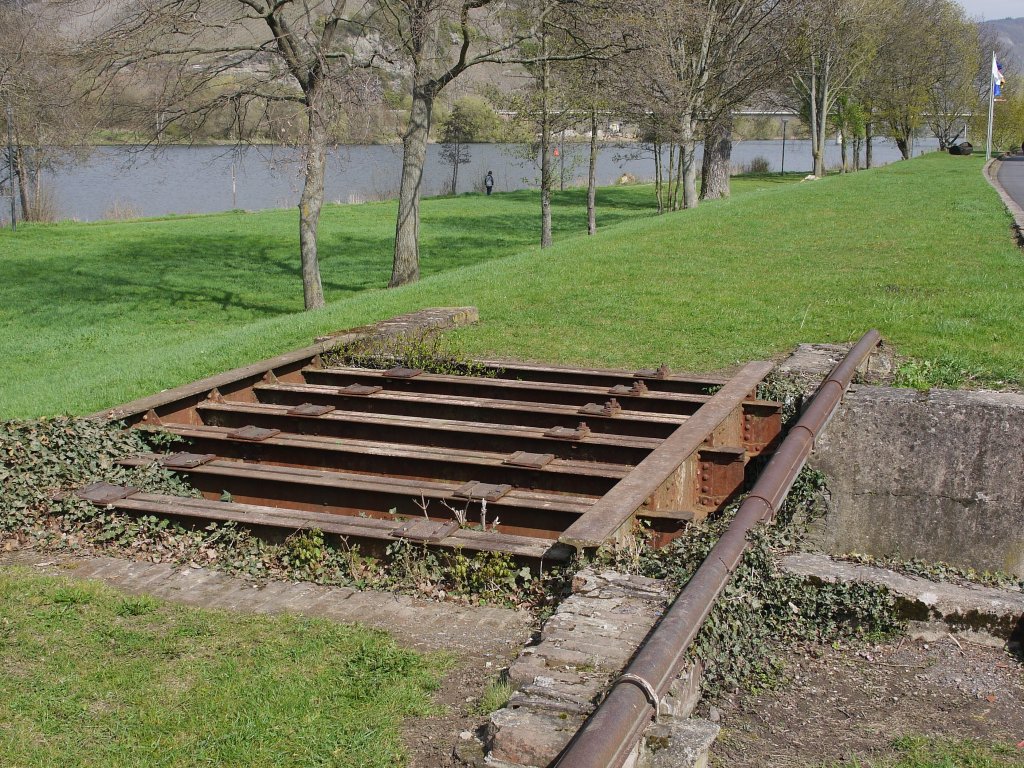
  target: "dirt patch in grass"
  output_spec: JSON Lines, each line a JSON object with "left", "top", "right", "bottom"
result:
{"left": 708, "top": 637, "right": 1024, "bottom": 767}
{"left": 402, "top": 658, "right": 511, "bottom": 768}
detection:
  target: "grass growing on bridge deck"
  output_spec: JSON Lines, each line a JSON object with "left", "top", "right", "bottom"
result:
{"left": 1, "top": 153, "right": 1020, "bottom": 419}
{"left": 0, "top": 569, "right": 443, "bottom": 768}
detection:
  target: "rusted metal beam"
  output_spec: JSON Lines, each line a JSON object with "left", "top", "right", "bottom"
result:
{"left": 141, "top": 458, "right": 597, "bottom": 540}
{"left": 253, "top": 382, "right": 686, "bottom": 439}
{"left": 153, "top": 424, "right": 628, "bottom": 497}
{"left": 105, "top": 492, "right": 572, "bottom": 561}
{"left": 303, "top": 366, "right": 714, "bottom": 415}
{"left": 558, "top": 361, "right": 774, "bottom": 549}
{"left": 472, "top": 360, "right": 729, "bottom": 395}
{"left": 197, "top": 401, "right": 660, "bottom": 465}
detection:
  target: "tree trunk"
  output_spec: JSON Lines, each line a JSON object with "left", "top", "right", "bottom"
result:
{"left": 32, "top": 166, "right": 41, "bottom": 215}
{"left": 298, "top": 96, "right": 327, "bottom": 310}
{"left": 814, "top": 60, "right": 829, "bottom": 178}
{"left": 587, "top": 106, "right": 597, "bottom": 235}
{"left": 653, "top": 139, "right": 664, "bottom": 214}
{"left": 14, "top": 145, "right": 30, "bottom": 220}
{"left": 391, "top": 84, "right": 433, "bottom": 287}
{"left": 681, "top": 122, "right": 698, "bottom": 209}
{"left": 700, "top": 116, "right": 732, "bottom": 200}
{"left": 895, "top": 134, "right": 910, "bottom": 160}
{"left": 539, "top": 57, "right": 552, "bottom": 248}
{"left": 450, "top": 139, "right": 459, "bottom": 194}
{"left": 806, "top": 65, "right": 822, "bottom": 178}
{"left": 853, "top": 136, "right": 862, "bottom": 171}
{"left": 840, "top": 130, "right": 848, "bottom": 173}
{"left": 666, "top": 143, "right": 677, "bottom": 211}
{"left": 865, "top": 122, "right": 874, "bottom": 169}
{"left": 674, "top": 145, "right": 684, "bottom": 210}
{"left": 814, "top": 92, "right": 828, "bottom": 177}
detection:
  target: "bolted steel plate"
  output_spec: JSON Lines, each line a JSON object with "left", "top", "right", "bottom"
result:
{"left": 160, "top": 452, "right": 217, "bottom": 469}
{"left": 609, "top": 381, "right": 649, "bottom": 396}
{"left": 389, "top": 519, "right": 460, "bottom": 543}
{"left": 338, "top": 384, "right": 384, "bottom": 396}
{"left": 544, "top": 424, "right": 591, "bottom": 441}
{"left": 634, "top": 364, "right": 671, "bottom": 380}
{"left": 287, "top": 402, "right": 337, "bottom": 417}
{"left": 77, "top": 482, "right": 140, "bottom": 505}
{"left": 453, "top": 481, "right": 513, "bottom": 502}
{"left": 229, "top": 425, "right": 281, "bottom": 442}
{"left": 504, "top": 451, "right": 555, "bottom": 469}
{"left": 579, "top": 399, "right": 622, "bottom": 418}
{"left": 382, "top": 366, "right": 423, "bottom": 379}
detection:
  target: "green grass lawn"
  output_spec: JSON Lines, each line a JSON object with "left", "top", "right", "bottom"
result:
{"left": 0, "top": 568, "right": 444, "bottom": 767}
{"left": 1, "top": 154, "right": 1020, "bottom": 419}
{"left": 0, "top": 175, "right": 792, "bottom": 419}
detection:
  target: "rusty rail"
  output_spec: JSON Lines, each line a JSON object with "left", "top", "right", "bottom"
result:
{"left": 552, "top": 330, "right": 882, "bottom": 768}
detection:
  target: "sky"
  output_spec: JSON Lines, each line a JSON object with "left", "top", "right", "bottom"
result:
{"left": 957, "top": 0, "right": 1024, "bottom": 20}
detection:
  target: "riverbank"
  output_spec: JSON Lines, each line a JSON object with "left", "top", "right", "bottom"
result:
{"left": 1, "top": 153, "right": 1019, "bottom": 419}
{"left": 14, "top": 138, "right": 931, "bottom": 223}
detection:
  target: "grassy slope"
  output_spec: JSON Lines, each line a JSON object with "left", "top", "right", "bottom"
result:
{"left": 0, "top": 569, "right": 443, "bottom": 768}
{"left": 1, "top": 154, "right": 1020, "bottom": 419}
{"left": 0, "top": 176, "right": 790, "bottom": 419}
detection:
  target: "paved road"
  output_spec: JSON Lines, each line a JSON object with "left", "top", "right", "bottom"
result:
{"left": 996, "top": 155, "right": 1024, "bottom": 210}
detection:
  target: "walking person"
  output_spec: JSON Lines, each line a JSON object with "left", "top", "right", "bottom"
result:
{"left": 484, "top": 170, "right": 494, "bottom": 196}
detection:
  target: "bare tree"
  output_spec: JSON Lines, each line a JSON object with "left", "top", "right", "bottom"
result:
{"left": 367, "top": 0, "right": 511, "bottom": 287}
{"left": 927, "top": 12, "right": 998, "bottom": 150}
{"left": 623, "top": 0, "right": 789, "bottom": 210}
{"left": 787, "top": 0, "right": 882, "bottom": 177}
{"left": 84, "top": 1, "right": 376, "bottom": 310}
{"left": 369, "top": 0, "right": 622, "bottom": 283}
{"left": 438, "top": 102, "right": 473, "bottom": 194}
{"left": 697, "top": 0, "right": 794, "bottom": 200}
{"left": 1, "top": 2, "right": 93, "bottom": 222}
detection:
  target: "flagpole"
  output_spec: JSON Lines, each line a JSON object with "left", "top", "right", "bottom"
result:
{"left": 986, "top": 50, "right": 995, "bottom": 161}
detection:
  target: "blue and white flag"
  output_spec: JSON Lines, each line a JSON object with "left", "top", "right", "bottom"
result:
{"left": 994, "top": 57, "right": 1005, "bottom": 97}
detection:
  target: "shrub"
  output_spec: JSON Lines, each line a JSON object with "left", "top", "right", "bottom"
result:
{"left": 743, "top": 156, "right": 771, "bottom": 174}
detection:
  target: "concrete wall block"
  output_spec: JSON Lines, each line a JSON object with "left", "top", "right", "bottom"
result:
{"left": 487, "top": 707, "right": 584, "bottom": 767}
{"left": 638, "top": 719, "right": 720, "bottom": 768}
{"left": 781, "top": 552, "right": 1024, "bottom": 647}
{"left": 809, "top": 385, "right": 1024, "bottom": 576}
{"left": 659, "top": 660, "right": 703, "bottom": 720}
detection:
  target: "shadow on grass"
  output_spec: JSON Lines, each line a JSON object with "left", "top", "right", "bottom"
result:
{"left": 4, "top": 185, "right": 665, "bottom": 335}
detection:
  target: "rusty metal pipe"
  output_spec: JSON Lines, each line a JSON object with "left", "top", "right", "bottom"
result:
{"left": 553, "top": 330, "right": 881, "bottom": 768}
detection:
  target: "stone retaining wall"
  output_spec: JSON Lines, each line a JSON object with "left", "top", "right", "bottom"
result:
{"left": 808, "top": 385, "right": 1024, "bottom": 578}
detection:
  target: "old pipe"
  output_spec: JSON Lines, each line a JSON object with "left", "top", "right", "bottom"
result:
{"left": 553, "top": 330, "right": 882, "bottom": 768}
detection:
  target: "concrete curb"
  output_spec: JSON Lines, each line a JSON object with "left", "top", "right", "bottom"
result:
{"left": 983, "top": 158, "right": 1024, "bottom": 244}
{"left": 781, "top": 552, "right": 1024, "bottom": 649}
{"left": 0, "top": 550, "right": 532, "bottom": 656}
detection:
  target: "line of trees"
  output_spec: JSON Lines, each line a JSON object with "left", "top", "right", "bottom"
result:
{"left": 1, "top": 0, "right": 1009, "bottom": 309}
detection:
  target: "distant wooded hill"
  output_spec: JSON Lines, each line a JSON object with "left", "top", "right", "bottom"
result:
{"left": 983, "top": 16, "right": 1024, "bottom": 71}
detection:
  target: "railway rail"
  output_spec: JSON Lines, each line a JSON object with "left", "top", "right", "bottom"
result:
{"left": 554, "top": 329, "right": 882, "bottom": 768}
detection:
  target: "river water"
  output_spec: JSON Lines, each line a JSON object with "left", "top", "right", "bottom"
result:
{"left": 20, "top": 138, "right": 937, "bottom": 223}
